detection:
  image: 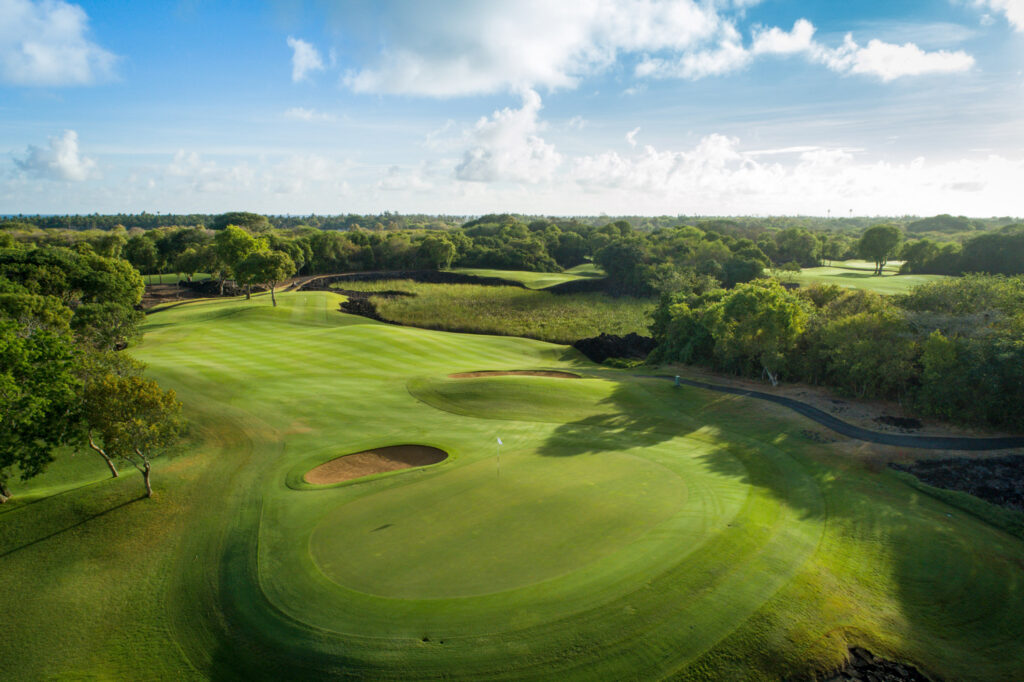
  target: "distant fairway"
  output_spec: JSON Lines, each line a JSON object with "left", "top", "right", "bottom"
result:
{"left": 788, "top": 259, "right": 949, "bottom": 294}
{"left": 453, "top": 262, "right": 603, "bottom": 288}
{"left": 3, "top": 289, "right": 1024, "bottom": 680}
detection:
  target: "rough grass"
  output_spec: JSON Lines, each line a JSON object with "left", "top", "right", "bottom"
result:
{"left": 333, "top": 279, "right": 654, "bottom": 343}
{"left": 786, "top": 259, "right": 949, "bottom": 295}
{"left": 2, "top": 289, "right": 1024, "bottom": 680}
{"left": 453, "top": 263, "right": 604, "bottom": 289}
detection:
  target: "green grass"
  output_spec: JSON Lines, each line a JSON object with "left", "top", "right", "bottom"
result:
{"left": 785, "top": 259, "right": 949, "bottom": 295}
{"left": 143, "top": 272, "right": 212, "bottom": 285}
{"left": 332, "top": 279, "right": 653, "bottom": 343}
{"left": 453, "top": 263, "right": 604, "bottom": 289}
{"left": 2, "top": 289, "right": 1024, "bottom": 680}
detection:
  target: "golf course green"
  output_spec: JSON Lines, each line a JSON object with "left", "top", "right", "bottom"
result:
{"left": 2, "top": 289, "right": 1024, "bottom": 680}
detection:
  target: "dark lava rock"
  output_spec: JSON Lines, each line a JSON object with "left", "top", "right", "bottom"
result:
{"left": 572, "top": 333, "right": 656, "bottom": 363}
{"left": 875, "top": 415, "right": 923, "bottom": 430}
{"left": 820, "top": 647, "right": 934, "bottom": 681}
{"left": 891, "top": 454, "right": 1024, "bottom": 512}
{"left": 335, "top": 288, "right": 413, "bottom": 323}
{"left": 179, "top": 279, "right": 262, "bottom": 297}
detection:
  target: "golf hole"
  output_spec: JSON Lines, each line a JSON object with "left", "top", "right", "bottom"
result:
{"left": 304, "top": 445, "right": 448, "bottom": 485}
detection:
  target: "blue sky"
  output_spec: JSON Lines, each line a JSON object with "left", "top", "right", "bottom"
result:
{"left": 1, "top": 0, "right": 1022, "bottom": 216}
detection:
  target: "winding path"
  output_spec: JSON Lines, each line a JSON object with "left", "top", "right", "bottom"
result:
{"left": 646, "top": 375, "right": 1024, "bottom": 451}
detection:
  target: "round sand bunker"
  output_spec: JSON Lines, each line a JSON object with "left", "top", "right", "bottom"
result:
{"left": 448, "top": 370, "right": 580, "bottom": 379}
{"left": 304, "top": 445, "right": 447, "bottom": 485}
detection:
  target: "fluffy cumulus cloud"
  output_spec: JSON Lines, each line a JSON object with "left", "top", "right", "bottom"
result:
{"left": 14, "top": 129, "right": 97, "bottom": 180}
{"left": 287, "top": 36, "right": 325, "bottom": 82}
{"left": 455, "top": 89, "right": 562, "bottom": 183}
{"left": 344, "top": 0, "right": 726, "bottom": 96}
{"left": 337, "top": 1, "right": 975, "bottom": 94}
{"left": 972, "top": 0, "right": 1024, "bottom": 31}
{"left": 814, "top": 34, "right": 975, "bottom": 81}
{"left": 0, "top": 0, "right": 117, "bottom": 86}
{"left": 639, "top": 17, "right": 974, "bottom": 81}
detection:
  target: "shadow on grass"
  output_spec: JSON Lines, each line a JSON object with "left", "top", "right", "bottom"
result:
{"left": 536, "top": 374, "right": 1024, "bottom": 679}
{"left": 0, "top": 480, "right": 145, "bottom": 558}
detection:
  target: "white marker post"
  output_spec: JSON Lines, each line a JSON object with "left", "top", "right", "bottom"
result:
{"left": 496, "top": 436, "right": 502, "bottom": 478}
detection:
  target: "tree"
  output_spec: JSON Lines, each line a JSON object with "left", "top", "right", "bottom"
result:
{"left": 417, "top": 234, "right": 456, "bottom": 270}
{"left": 858, "top": 225, "right": 902, "bottom": 275}
{"left": 234, "top": 250, "right": 296, "bottom": 306}
{"left": 214, "top": 225, "right": 265, "bottom": 295}
{"left": 124, "top": 236, "right": 159, "bottom": 283}
{"left": 0, "top": 298, "right": 81, "bottom": 502}
{"left": 80, "top": 373, "right": 182, "bottom": 498}
{"left": 704, "top": 280, "right": 807, "bottom": 386}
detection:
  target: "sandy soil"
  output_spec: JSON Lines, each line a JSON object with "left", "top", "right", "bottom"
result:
{"left": 304, "top": 445, "right": 447, "bottom": 485}
{"left": 449, "top": 370, "right": 580, "bottom": 379}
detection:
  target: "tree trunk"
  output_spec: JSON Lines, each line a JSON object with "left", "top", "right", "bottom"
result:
{"left": 762, "top": 365, "right": 779, "bottom": 387}
{"left": 246, "top": 284, "right": 251, "bottom": 300}
{"left": 219, "top": 278, "right": 225, "bottom": 296}
{"left": 136, "top": 450, "right": 153, "bottom": 498}
{"left": 87, "top": 433, "right": 119, "bottom": 478}
{"left": 0, "top": 482, "right": 10, "bottom": 504}
{"left": 270, "top": 282, "right": 277, "bottom": 307}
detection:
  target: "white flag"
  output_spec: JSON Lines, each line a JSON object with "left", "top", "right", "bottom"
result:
{"left": 496, "top": 437, "right": 503, "bottom": 445}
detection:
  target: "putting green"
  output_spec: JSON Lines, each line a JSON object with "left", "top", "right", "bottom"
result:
{"left": 311, "top": 446, "right": 694, "bottom": 598}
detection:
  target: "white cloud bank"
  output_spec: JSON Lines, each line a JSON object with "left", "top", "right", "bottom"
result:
{"left": 283, "top": 106, "right": 335, "bottom": 122}
{"left": 287, "top": 36, "right": 325, "bottom": 82}
{"left": 337, "top": 1, "right": 975, "bottom": 95}
{"left": 13, "top": 129, "right": 97, "bottom": 180}
{"left": 0, "top": 0, "right": 117, "bottom": 86}
{"left": 641, "top": 18, "right": 975, "bottom": 81}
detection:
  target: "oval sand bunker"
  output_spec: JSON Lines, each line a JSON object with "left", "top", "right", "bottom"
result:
{"left": 304, "top": 445, "right": 447, "bottom": 485}
{"left": 449, "top": 370, "right": 580, "bottom": 379}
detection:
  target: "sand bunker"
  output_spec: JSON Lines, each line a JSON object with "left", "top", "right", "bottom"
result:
{"left": 448, "top": 370, "right": 580, "bottom": 379}
{"left": 304, "top": 445, "right": 447, "bottom": 485}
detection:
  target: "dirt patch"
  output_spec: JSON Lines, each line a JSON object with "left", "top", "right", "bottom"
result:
{"left": 448, "top": 370, "right": 581, "bottom": 379}
{"left": 875, "top": 415, "right": 923, "bottom": 431}
{"left": 304, "top": 445, "right": 447, "bottom": 485}
{"left": 821, "top": 647, "right": 935, "bottom": 681}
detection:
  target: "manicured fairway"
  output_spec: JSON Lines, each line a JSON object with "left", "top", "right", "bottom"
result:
{"left": 453, "top": 262, "right": 603, "bottom": 288}
{"left": 788, "top": 259, "right": 949, "bottom": 294}
{"left": 2, "top": 290, "right": 1024, "bottom": 680}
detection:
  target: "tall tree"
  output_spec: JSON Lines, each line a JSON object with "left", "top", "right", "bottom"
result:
{"left": 213, "top": 226, "right": 265, "bottom": 295}
{"left": 0, "top": 296, "right": 81, "bottom": 502}
{"left": 80, "top": 373, "right": 182, "bottom": 498}
{"left": 858, "top": 225, "right": 903, "bottom": 275}
{"left": 234, "top": 250, "right": 296, "bottom": 306}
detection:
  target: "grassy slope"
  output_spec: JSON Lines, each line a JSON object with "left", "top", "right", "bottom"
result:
{"left": 453, "top": 263, "right": 603, "bottom": 289}
{"left": 1, "top": 290, "right": 1023, "bottom": 680}
{"left": 788, "top": 260, "right": 949, "bottom": 295}
{"left": 334, "top": 279, "right": 653, "bottom": 343}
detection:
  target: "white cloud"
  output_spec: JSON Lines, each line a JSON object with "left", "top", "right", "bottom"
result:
{"left": 455, "top": 89, "right": 562, "bottom": 183}
{"left": 567, "top": 115, "right": 587, "bottom": 130}
{"left": 283, "top": 106, "right": 335, "bottom": 122}
{"left": 343, "top": 0, "right": 726, "bottom": 96}
{"left": 0, "top": 0, "right": 117, "bottom": 86}
{"left": 815, "top": 35, "right": 975, "bottom": 81}
{"left": 751, "top": 19, "right": 815, "bottom": 55}
{"left": 377, "top": 164, "right": 433, "bottom": 192}
{"left": 286, "top": 36, "right": 325, "bottom": 82}
{"left": 566, "top": 133, "right": 1023, "bottom": 216}
{"left": 625, "top": 126, "right": 641, "bottom": 147}
{"left": 972, "top": 0, "right": 1024, "bottom": 31}
{"left": 14, "top": 129, "right": 97, "bottom": 180}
